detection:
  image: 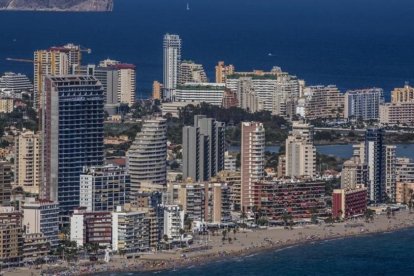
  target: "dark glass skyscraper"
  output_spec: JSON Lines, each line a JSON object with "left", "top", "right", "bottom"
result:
{"left": 41, "top": 75, "right": 105, "bottom": 222}
{"left": 365, "top": 128, "right": 386, "bottom": 204}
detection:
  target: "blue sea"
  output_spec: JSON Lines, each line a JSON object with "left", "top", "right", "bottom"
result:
{"left": 2, "top": 0, "right": 414, "bottom": 99}
{"left": 101, "top": 228, "right": 414, "bottom": 276}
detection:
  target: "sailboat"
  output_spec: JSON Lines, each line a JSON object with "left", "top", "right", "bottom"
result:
{"left": 187, "top": 3, "right": 190, "bottom": 11}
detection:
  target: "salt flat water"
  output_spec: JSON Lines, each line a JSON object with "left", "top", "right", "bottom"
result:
{"left": 2, "top": 0, "right": 414, "bottom": 98}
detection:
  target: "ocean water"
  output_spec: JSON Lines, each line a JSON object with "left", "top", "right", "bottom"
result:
{"left": 104, "top": 228, "right": 414, "bottom": 276}
{"left": 2, "top": 0, "right": 414, "bottom": 98}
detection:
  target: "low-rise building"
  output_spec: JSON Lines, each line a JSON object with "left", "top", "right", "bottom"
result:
{"left": 332, "top": 187, "right": 367, "bottom": 219}
{"left": 70, "top": 208, "right": 112, "bottom": 248}
{"left": 22, "top": 198, "right": 59, "bottom": 248}
{"left": 161, "top": 101, "right": 200, "bottom": 118}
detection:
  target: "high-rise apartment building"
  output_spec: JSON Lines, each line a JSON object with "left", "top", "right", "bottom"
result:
{"left": 41, "top": 75, "right": 105, "bottom": 220}
{"left": 79, "top": 164, "right": 130, "bottom": 212}
{"left": 379, "top": 102, "right": 414, "bottom": 126}
{"left": 178, "top": 61, "right": 208, "bottom": 85}
{"left": 385, "top": 145, "right": 397, "bottom": 202}
{"left": 296, "top": 85, "right": 344, "bottom": 120}
{"left": 365, "top": 128, "right": 386, "bottom": 203}
{"left": 395, "top": 157, "right": 414, "bottom": 183}
{"left": 285, "top": 122, "right": 316, "bottom": 178}
{"left": 391, "top": 83, "right": 414, "bottom": 103}
{"left": 182, "top": 115, "right": 225, "bottom": 182}
{"left": 127, "top": 118, "right": 167, "bottom": 194}
{"left": 14, "top": 131, "right": 41, "bottom": 195}
{"left": 163, "top": 34, "right": 182, "bottom": 101}
{"left": 34, "top": 44, "right": 82, "bottom": 109}
{"left": 341, "top": 157, "right": 368, "bottom": 190}
{"left": 344, "top": 88, "right": 383, "bottom": 120}
{"left": 0, "top": 161, "right": 12, "bottom": 206}
{"left": 175, "top": 83, "right": 226, "bottom": 106}
{"left": 0, "top": 72, "right": 33, "bottom": 93}
{"left": 0, "top": 207, "right": 24, "bottom": 267}
{"left": 215, "top": 61, "right": 235, "bottom": 83}
{"left": 240, "top": 122, "right": 265, "bottom": 211}
{"left": 152, "top": 81, "right": 163, "bottom": 100}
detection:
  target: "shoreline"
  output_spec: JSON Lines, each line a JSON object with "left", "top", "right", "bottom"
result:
{"left": 19, "top": 210, "right": 413, "bottom": 276}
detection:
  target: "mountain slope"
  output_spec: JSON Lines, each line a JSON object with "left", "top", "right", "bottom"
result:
{"left": 0, "top": 0, "right": 113, "bottom": 11}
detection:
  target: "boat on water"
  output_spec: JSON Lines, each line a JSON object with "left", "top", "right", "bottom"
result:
{"left": 187, "top": 3, "right": 190, "bottom": 11}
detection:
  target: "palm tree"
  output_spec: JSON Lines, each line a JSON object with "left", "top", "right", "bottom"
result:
{"left": 179, "top": 229, "right": 185, "bottom": 248}
{"left": 233, "top": 228, "right": 237, "bottom": 240}
{"left": 386, "top": 207, "right": 392, "bottom": 219}
{"left": 163, "top": 234, "right": 170, "bottom": 250}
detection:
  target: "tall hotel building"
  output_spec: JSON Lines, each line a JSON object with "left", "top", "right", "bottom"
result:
{"left": 240, "top": 122, "right": 265, "bottom": 211}
{"left": 34, "top": 44, "right": 82, "bottom": 109}
{"left": 344, "top": 88, "right": 383, "bottom": 120}
{"left": 182, "top": 115, "right": 225, "bottom": 182}
{"left": 14, "top": 131, "right": 41, "bottom": 194}
{"left": 163, "top": 34, "right": 182, "bottom": 101}
{"left": 41, "top": 76, "right": 105, "bottom": 221}
{"left": 127, "top": 118, "right": 167, "bottom": 194}
{"left": 365, "top": 128, "right": 386, "bottom": 203}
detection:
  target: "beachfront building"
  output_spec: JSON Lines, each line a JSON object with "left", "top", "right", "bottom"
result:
{"left": 178, "top": 61, "right": 208, "bottom": 85}
{"left": 0, "top": 207, "right": 24, "bottom": 267}
{"left": 70, "top": 208, "right": 112, "bottom": 248}
{"left": 175, "top": 83, "right": 226, "bottom": 106}
{"left": 216, "top": 170, "right": 242, "bottom": 211}
{"left": 341, "top": 157, "right": 368, "bottom": 190}
{"left": 0, "top": 161, "right": 13, "bottom": 206}
{"left": 22, "top": 198, "right": 59, "bottom": 248}
{"left": 332, "top": 187, "right": 367, "bottom": 219}
{"left": 41, "top": 75, "right": 105, "bottom": 222}
{"left": 385, "top": 145, "right": 397, "bottom": 202}
{"left": 240, "top": 122, "right": 265, "bottom": 211}
{"left": 112, "top": 206, "right": 151, "bottom": 253}
{"left": 163, "top": 34, "right": 182, "bottom": 101}
{"left": 79, "top": 165, "right": 130, "bottom": 212}
{"left": 285, "top": 122, "right": 316, "bottom": 178}
{"left": 395, "top": 182, "right": 414, "bottom": 204}
{"left": 379, "top": 102, "right": 414, "bottom": 126}
{"left": 127, "top": 117, "right": 167, "bottom": 194}
{"left": 182, "top": 115, "right": 225, "bottom": 182}
{"left": 215, "top": 61, "right": 235, "bottom": 83}
{"left": 344, "top": 88, "right": 383, "bottom": 120}
{"left": 296, "top": 85, "right": 344, "bottom": 120}
{"left": 14, "top": 131, "right": 41, "bottom": 195}
{"left": 365, "top": 128, "right": 386, "bottom": 204}
{"left": 253, "top": 180, "right": 326, "bottom": 222}
{"left": 163, "top": 205, "right": 185, "bottom": 242}
{"left": 0, "top": 72, "right": 33, "bottom": 94}
{"left": 395, "top": 157, "right": 414, "bottom": 183}
{"left": 22, "top": 233, "right": 50, "bottom": 263}
{"left": 391, "top": 83, "right": 414, "bottom": 103}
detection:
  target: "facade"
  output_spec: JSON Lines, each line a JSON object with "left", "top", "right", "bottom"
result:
{"left": 163, "top": 34, "right": 182, "bottom": 101}
{"left": 340, "top": 157, "right": 368, "bottom": 190}
{"left": 22, "top": 233, "right": 50, "bottom": 263}
{"left": 175, "top": 83, "right": 226, "bottom": 106}
{"left": 285, "top": 122, "right": 316, "bottom": 178}
{"left": 0, "top": 161, "right": 12, "bottom": 206}
{"left": 391, "top": 84, "right": 414, "bottom": 103}
{"left": 332, "top": 187, "right": 367, "bottom": 219}
{"left": 224, "top": 151, "right": 237, "bottom": 171}
{"left": 379, "top": 102, "right": 414, "bottom": 126}
{"left": 344, "top": 88, "right": 383, "bottom": 120}
{"left": 163, "top": 205, "right": 184, "bottom": 241}
{"left": 222, "top": 89, "right": 239, "bottom": 109}
{"left": 112, "top": 206, "right": 150, "bottom": 253}
{"left": 395, "top": 182, "right": 414, "bottom": 204}
{"left": 127, "top": 118, "right": 167, "bottom": 194}
{"left": 34, "top": 44, "right": 82, "bottom": 109}
{"left": 0, "top": 98, "right": 14, "bottom": 113}
{"left": 70, "top": 208, "right": 112, "bottom": 247}
{"left": 385, "top": 145, "right": 397, "bottom": 202}
{"left": 152, "top": 81, "right": 163, "bottom": 100}
{"left": 0, "top": 72, "right": 32, "bottom": 93}
{"left": 365, "top": 128, "right": 386, "bottom": 204}
{"left": 41, "top": 75, "right": 105, "bottom": 221}
{"left": 14, "top": 131, "right": 41, "bottom": 194}
{"left": 272, "top": 73, "right": 300, "bottom": 118}
{"left": 215, "top": 61, "right": 234, "bottom": 83}
{"left": 182, "top": 115, "right": 225, "bottom": 182}
{"left": 22, "top": 198, "right": 59, "bottom": 247}
{"left": 216, "top": 170, "right": 241, "bottom": 211}
{"left": 0, "top": 207, "right": 23, "bottom": 267}
{"left": 296, "top": 85, "right": 344, "bottom": 120}
{"left": 240, "top": 122, "right": 265, "bottom": 211}
{"left": 254, "top": 180, "right": 326, "bottom": 222}
{"left": 79, "top": 165, "right": 130, "bottom": 212}
{"left": 395, "top": 157, "right": 414, "bottom": 183}
{"left": 179, "top": 61, "right": 208, "bottom": 85}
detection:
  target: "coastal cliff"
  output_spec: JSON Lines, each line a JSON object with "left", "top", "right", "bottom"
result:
{"left": 0, "top": 0, "right": 113, "bottom": 11}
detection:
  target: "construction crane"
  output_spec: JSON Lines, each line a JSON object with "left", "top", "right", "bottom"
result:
{"left": 6, "top": 58, "right": 34, "bottom": 63}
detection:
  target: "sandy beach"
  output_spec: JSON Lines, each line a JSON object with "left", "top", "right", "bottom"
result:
{"left": 6, "top": 210, "right": 414, "bottom": 276}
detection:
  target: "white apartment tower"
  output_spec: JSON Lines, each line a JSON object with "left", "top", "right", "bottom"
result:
{"left": 163, "top": 34, "right": 182, "bottom": 101}
{"left": 127, "top": 118, "right": 167, "bottom": 194}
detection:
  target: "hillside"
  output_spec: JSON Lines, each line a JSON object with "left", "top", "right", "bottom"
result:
{"left": 0, "top": 0, "right": 113, "bottom": 11}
